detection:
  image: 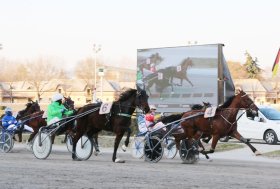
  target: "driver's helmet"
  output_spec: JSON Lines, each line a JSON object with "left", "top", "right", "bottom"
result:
{"left": 4, "top": 107, "right": 13, "bottom": 115}
{"left": 4, "top": 107, "right": 12, "bottom": 113}
{"left": 52, "top": 93, "right": 64, "bottom": 102}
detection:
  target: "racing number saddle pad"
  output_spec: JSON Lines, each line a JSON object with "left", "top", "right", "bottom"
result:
{"left": 99, "top": 102, "right": 113, "bottom": 114}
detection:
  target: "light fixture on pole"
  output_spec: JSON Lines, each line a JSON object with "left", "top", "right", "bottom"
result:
{"left": 98, "top": 68, "right": 105, "bottom": 100}
{"left": 93, "top": 44, "right": 101, "bottom": 102}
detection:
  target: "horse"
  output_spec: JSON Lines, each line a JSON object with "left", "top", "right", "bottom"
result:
{"left": 161, "top": 57, "right": 193, "bottom": 86}
{"left": 16, "top": 100, "right": 41, "bottom": 142}
{"left": 71, "top": 86, "right": 150, "bottom": 162}
{"left": 179, "top": 90, "right": 260, "bottom": 158}
{"left": 17, "top": 97, "right": 76, "bottom": 144}
{"left": 158, "top": 103, "right": 212, "bottom": 159}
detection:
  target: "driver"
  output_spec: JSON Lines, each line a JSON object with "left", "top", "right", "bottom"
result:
{"left": 47, "top": 93, "right": 74, "bottom": 126}
{"left": 2, "top": 107, "right": 34, "bottom": 132}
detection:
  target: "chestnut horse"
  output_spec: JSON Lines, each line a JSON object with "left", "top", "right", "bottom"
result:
{"left": 72, "top": 87, "right": 150, "bottom": 162}
{"left": 179, "top": 90, "right": 260, "bottom": 157}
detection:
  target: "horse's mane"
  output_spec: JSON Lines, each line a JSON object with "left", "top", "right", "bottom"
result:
{"left": 218, "top": 95, "right": 235, "bottom": 109}
{"left": 117, "top": 88, "right": 136, "bottom": 102}
{"left": 26, "top": 102, "right": 33, "bottom": 109}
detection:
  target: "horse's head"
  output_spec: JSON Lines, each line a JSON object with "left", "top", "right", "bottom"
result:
{"left": 17, "top": 101, "right": 41, "bottom": 119}
{"left": 181, "top": 58, "right": 193, "bottom": 68}
{"left": 29, "top": 101, "right": 41, "bottom": 113}
{"left": 136, "top": 85, "right": 150, "bottom": 114}
{"left": 237, "top": 90, "right": 259, "bottom": 116}
{"left": 64, "top": 96, "right": 75, "bottom": 110}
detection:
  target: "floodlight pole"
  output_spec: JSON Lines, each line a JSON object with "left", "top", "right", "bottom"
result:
{"left": 93, "top": 44, "right": 101, "bottom": 102}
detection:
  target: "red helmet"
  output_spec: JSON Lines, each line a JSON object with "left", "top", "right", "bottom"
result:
{"left": 145, "top": 114, "right": 154, "bottom": 122}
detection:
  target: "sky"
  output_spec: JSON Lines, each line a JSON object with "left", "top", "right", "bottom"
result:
{"left": 0, "top": 0, "right": 279, "bottom": 71}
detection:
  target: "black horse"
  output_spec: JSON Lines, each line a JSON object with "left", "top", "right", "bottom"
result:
{"left": 72, "top": 86, "right": 150, "bottom": 162}
{"left": 143, "top": 69, "right": 174, "bottom": 98}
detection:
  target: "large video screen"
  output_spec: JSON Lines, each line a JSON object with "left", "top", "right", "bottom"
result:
{"left": 137, "top": 45, "right": 219, "bottom": 112}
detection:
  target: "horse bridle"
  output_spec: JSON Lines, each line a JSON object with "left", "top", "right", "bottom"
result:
{"left": 115, "top": 90, "right": 147, "bottom": 118}
{"left": 240, "top": 93, "right": 258, "bottom": 114}
{"left": 221, "top": 93, "right": 257, "bottom": 131}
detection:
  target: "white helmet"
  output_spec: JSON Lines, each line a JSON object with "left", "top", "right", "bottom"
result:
{"left": 52, "top": 93, "right": 64, "bottom": 102}
{"left": 149, "top": 105, "right": 157, "bottom": 110}
{"left": 4, "top": 107, "right": 12, "bottom": 113}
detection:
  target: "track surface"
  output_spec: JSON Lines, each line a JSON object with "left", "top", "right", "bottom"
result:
{"left": 0, "top": 143, "right": 279, "bottom": 189}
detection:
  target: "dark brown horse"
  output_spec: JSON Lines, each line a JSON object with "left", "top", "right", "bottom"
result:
{"left": 179, "top": 90, "right": 260, "bottom": 157}
{"left": 72, "top": 87, "right": 150, "bottom": 162}
{"left": 16, "top": 101, "right": 41, "bottom": 142}
{"left": 162, "top": 57, "right": 193, "bottom": 86}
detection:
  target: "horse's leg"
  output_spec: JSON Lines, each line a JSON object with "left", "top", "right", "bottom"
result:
{"left": 172, "top": 133, "right": 185, "bottom": 150}
{"left": 170, "top": 82, "right": 174, "bottom": 94}
{"left": 51, "top": 135, "right": 55, "bottom": 144}
{"left": 92, "top": 133, "right": 100, "bottom": 155}
{"left": 230, "top": 130, "right": 261, "bottom": 155}
{"left": 192, "top": 132, "right": 210, "bottom": 159}
{"left": 121, "top": 127, "right": 131, "bottom": 152}
{"left": 113, "top": 132, "right": 125, "bottom": 163}
{"left": 18, "top": 132, "right": 22, "bottom": 142}
{"left": 200, "top": 135, "right": 219, "bottom": 155}
{"left": 72, "top": 131, "right": 83, "bottom": 160}
{"left": 185, "top": 76, "right": 194, "bottom": 87}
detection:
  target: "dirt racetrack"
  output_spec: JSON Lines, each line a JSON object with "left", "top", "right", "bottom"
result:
{"left": 0, "top": 143, "right": 279, "bottom": 189}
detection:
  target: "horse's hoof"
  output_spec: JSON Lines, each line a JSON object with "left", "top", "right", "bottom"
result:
{"left": 72, "top": 157, "right": 81, "bottom": 161}
{"left": 121, "top": 145, "right": 127, "bottom": 152}
{"left": 255, "top": 151, "right": 262, "bottom": 156}
{"left": 114, "top": 158, "right": 125, "bottom": 163}
{"left": 25, "top": 142, "right": 32, "bottom": 151}
{"left": 94, "top": 150, "right": 101, "bottom": 156}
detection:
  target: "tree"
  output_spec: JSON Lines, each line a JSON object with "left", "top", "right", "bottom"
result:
{"left": 244, "top": 51, "right": 262, "bottom": 79}
{"left": 227, "top": 61, "right": 248, "bottom": 79}
{"left": 0, "top": 60, "right": 27, "bottom": 102}
{"left": 74, "top": 57, "right": 102, "bottom": 87}
{"left": 25, "top": 58, "right": 60, "bottom": 102}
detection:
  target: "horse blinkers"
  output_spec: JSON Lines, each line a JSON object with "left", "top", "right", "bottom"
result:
{"left": 136, "top": 89, "right": 150, "bottom": 114}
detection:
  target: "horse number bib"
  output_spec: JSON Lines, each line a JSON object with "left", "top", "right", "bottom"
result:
{"left": 99, "top": 102, "right": 113, "bottom": 114}
{"left": 204, "top": 106, "right": 217, "bottom": 118}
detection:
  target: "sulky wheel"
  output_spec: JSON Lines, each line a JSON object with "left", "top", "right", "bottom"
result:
{"left": 32, "top": 132, "right": 52, "bottom": 159}
{"left": 144, "top": 136, "right": 163, "bottom": 163}
{"left": 66, "top": 134, "right": 73, "bottom": 153}
{"left": 163, "top": 137, "right": 178, "bottom": 159}
{"left": 0, "top": 132, "right": 14, "bottom": 153}
{"left": 131, "top": 137, "right": 145, "bottom": 159}
{"left": 179, "top": 139, "right": 199, "bottom": 164}
{"left": 75, "top": 135, "right": 93, "bottom": 161}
